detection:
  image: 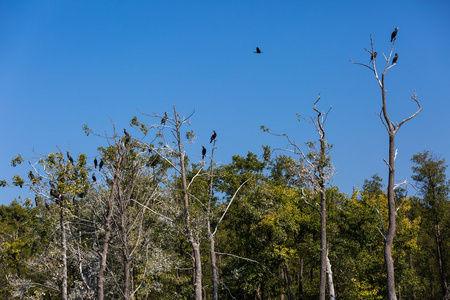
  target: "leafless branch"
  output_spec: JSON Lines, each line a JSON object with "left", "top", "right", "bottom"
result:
{"left": 375, "top": 206, "right": 386, "bottom": 240}
{"left": 394, "top": 91, "right": 423, "bottom": 133}
{"left": 300, "top": 188, "right": 320, "bottom": 214}
{"left": 130, "top": 198, "right": 173, "bottom": 223}
{"left": 213, "top": 175, "right": 253, "bottom": 236}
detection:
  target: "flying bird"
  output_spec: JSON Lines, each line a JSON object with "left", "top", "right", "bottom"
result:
{"left": 210, "top": 130, "right": 217, "bottom": 143}
{"left": 161, "top": 112, "right": 168, "bottom": 125}
{"left": 370, "top": 51, "right": 377, "bottom": 62}
{"left": 94, "top": 157, "right": 98, "bottom": 169}
{"left": 201, "top": 146, "right": 206, "bottom": 159}
{"left": 66, "top": 152, "right": 74, "bottom": 165}
{"left": 253, "top": 47, "right": 262, "bottom": 54}
{"left": 99, "top": 159, "right": 104, "bottom": 171}
{"left": 391, "top": 27, "right": 399, "bottom": 42}
{"left": 92, "top": 174, "right": 97, "bottom": 182}
{"left": 392, "top": 53, "right": 398, "bottom": 65}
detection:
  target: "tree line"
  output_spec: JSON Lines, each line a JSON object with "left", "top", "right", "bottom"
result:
{"left": 0, "top": 33, "right": 449, "bottom": 299}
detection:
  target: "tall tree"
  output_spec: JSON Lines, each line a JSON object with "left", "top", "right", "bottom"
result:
{"left": 411, "top": 151, "right": 450, "bottom": 299}
{"left": 351, "top": 34, "right": 422, "bottom": 300}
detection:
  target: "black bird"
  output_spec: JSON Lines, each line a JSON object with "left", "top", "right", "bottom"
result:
{"left": 50, "top": 188, "right": 60, "bottom": 199}
{"left": 253, "top": 47, "right": 262, "bottom": 54}
{"left": 123, "top": 128, "right": 130, "bottom": 137}
{"left": 201, "top": 146, "right": 206, "bottom": 159}
{"left": 370, "top": 51, "right": 377, "bottom": 62}
{"left": 161, "top": 112, "right": 168, "bottom": 125}
{"left": 66, "top": 151, "right": 74, "bottom": 165}
{"left": 123, "top": 129, "right": 131, "bottom": 145}
{"left": 391, "top": 27, "right": 399, "bottom": 42}
{"left": 210, "top": 130, "right": 217, "bottom": 143}
{"left": 99, "top": 159, "right": 104, "bottom": 171}
{"left": 94, "top": 157, "right": 98, "bottom": 169}
{"left": 392, "top": 53, "right": 398, "bottom": 65}
{"left": 92, "top": 174, "right": 97, "bottom": 182}
{"left": 28, "top": 171, "right": 35, "bottom": 180}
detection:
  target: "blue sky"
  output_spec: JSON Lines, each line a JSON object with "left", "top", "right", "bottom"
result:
{"left": 1, "top": 1, "right": 449, "bottom": 205}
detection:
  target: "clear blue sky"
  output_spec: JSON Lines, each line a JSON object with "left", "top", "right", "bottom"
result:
{"left": 1, "top": 1, "right": 449, "bottom": 205}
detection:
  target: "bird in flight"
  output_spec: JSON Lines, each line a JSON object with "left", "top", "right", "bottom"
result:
{"left": 210, "top": 130, "right": 217, "bottom": 143}
{"left": 392, "top": 53, "right": 398, "bottom": 65}
{"left": 253, "top": 47, "right": 262, "bottom": 54}
{"left": 391, "top": 27, "right": 399, "bottom": 42}
{"left": 370, "top": 51, "right": 377, "bottom": 62}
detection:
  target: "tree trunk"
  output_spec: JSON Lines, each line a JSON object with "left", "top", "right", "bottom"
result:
{"left": 283, "top": 262, "right": 294, "bottom": 300}
{"left": 97, "top": 155, "right": 123, "bottom": 300}
{"left": 319, "top": 184, "right": 327, "bottom": 300}
{"left": 326, "top": 250, "right": 335, "bottom": 300}
{"left": 385, "top": 133, "right": 397, "bottom": 300}
{"left": 299, "top": 257, "right": 304, "bottom": 298}
{"left": 435, "top": 221, "right": 448, "bottom": 297}
{"left": 60, "top": 202, "right": 68, "bottom": 300}
{"left": 175, "top": 107, "right": 202, "bottom": 300}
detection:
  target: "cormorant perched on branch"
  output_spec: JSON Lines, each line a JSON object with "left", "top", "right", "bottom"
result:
{"left": 253, "top": 47, "right": 262, "bottom": 54}
{"left": 66, "top": 152, "right": 74, "bottom": 165}
{"left": 210, "top": 130, "right": 217, "bottom": 143}
{"left": 28, "top": 171, "right": 35, "bottom": 180}
{"left": 50, "top": 188, "right": 60, "bottom": 199}
{"left": 99, "top": 159, "right": 104, "bottom": 171}
{"left": 123, "top": 129, "right": 130, "bottom": 137}
{"left": 392, "top": 53, "right": 398, "bottom": 65}
{"left": 201, "top": 146, "right": 206, "bottom": 159}
{"left": 94, "top": 157, "right": 98, "bottom": 169}
{"left": 161, "top": 112, "right": 168, "bottom": 125}
{"left": 391, "top": 27, "right": 399, "bottom": 42}
{"left": 123, "top": 129, "right": 131, "bottom": 145}
{"left": 370, "top": 51, "right": 377, "bottom": 62}
{"left": 92, "top": 174, "right": 97, "bottom": 182}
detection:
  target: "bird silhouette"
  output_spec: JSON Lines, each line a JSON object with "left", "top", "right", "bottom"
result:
{"left": 392, "top": 53, "right": 398, "bottom": 65}
{"left": 210, "top": 130, "right": 217, "bottom": 143}
{"left": 94, "top": 157, "right": 98, "bottom": 169}
{"left": 66, "top": 152, "right": 74, "bottom": 165}
{"left": 28, "top": 171, "right": 35, "bottom": 180}
{"left": 253, "top": 47, "right": 262, "bottom": 54}
{"left": 161, "top": 112, "right": 168, "bottom": 125}
{"left": 391, "top": 27, "right": 399, "bottom": 42}
{"left": 99, "top": 159, "right": 104, "bottom": 171}
{"left": 92, "top": 174, "right": 97, "bottom": 182}
{"left": 370, "top": 51, "right": 377, "bottom": 62}
{"left": 202, "top": 146, "right": 206, "bottom": 159}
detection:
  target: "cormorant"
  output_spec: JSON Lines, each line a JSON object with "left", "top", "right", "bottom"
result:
{"left": 161, "top": 112, "right": 168, "bottom": 125}
{"left": 92, "top": 174, "right": 97, "bottom": 182}
{"left": 28, "top": 171, "right": 35, "bottom": 180}
{"left": 370, "top": 51, "right": 377, "bottom": 62}
{"left": 253, "top": 47, "right": 262, "bottom": 54}
{"left": 123, "top": 128, "right": 130, "bottom": 137}
{"left": 94, "top": 157, "right": 98, "bottom": 169}
{"left": 210, "top": 130, "right": 217, "bottom": 143}
{"left": 391, "top": 27, "right": 399, "bottom": 42}
{"left": 99, "top": 159, "right": 104, "bottom": 171}
{"left": 123, "top": 129, "right": 131, "bottom": 145}
{"left": 392, "top": 53, "right": 398, "bottom": 65}
{"left": 66, "top": 152, "right": 74, "bottom": 165}
{"left": 202, "top": 146, "right": 206, "bottom": 159}
{"left": 50, "top": 188, "right": 60, "bottom": 199}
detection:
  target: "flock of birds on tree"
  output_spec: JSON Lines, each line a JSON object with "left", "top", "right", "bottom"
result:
{"left": 370, "top": 27, "right": 399, "bottom": 65}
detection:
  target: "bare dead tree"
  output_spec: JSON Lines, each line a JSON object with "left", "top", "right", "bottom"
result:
{"left": 351, "top": 34, "right": 422, "bottom": 300}
{"left": 263, "top": 95, "right": 335, "bottom": 300}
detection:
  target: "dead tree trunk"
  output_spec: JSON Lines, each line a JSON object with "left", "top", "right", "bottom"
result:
{"left": 97, "top": 147, "right": 124, "bottom": 300}
{"left": 207, "top": 139, "right": 219, "bottom": 300}
{"left": 351, "top": 34, "right": 422, "bottom": 300}
{"left": 60, "top": 200, "right": 68, "bottom": 300}
{"left": 173, "top": 107, "right": 203, "bottom": 300}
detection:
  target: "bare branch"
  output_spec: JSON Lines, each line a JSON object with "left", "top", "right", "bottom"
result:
{"left": 130, "top": 198, "right": 173, "bottom": 223}
{"left": 300, "top": 188, "right": 320, "bottom": 214}
{"left": 213, "top": 175, "right": 253, "bottom": 236}
{"left": 394, "top": 91, "right": 423, "bottom": 133}
{"left": 383, "top": 158, "right": 392, "bottom": 171}
{"left": 375, "top": 206, "right": 386, "bottom": 240}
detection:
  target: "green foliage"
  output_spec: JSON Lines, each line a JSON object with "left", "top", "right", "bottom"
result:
{"left": 11, "top": 154, "right": 24, "bottom": 167}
